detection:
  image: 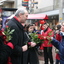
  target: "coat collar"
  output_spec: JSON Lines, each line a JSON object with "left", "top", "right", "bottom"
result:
{"left": 14, "top": 16, "right": 20, "bottom": 22}
{"left": 12, "top": 17, "right": 24, "bottom": 30}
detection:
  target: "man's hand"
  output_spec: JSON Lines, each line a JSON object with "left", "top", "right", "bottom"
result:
{"left": 22, "top": 45, "right": 28, "bottom": 52}
{"left": 30, "top": 42, "right": 36, "bottom": 47}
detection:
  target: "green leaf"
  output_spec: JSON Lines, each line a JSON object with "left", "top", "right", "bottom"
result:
{"left": 3, "top": 27, "right": 15, "bottom": 41}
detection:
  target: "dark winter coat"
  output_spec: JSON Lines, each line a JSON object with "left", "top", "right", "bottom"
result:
{"left": 23, "top": 32, "right": 39, "bottom": 64}
{"left": 0, "top": 39, "right": 12, "bottom": 64}
{"left": 6, "top": 17, "right": 25, "bottom": 64}
{"left": 23, "top": 48, "right": 39, "bottom": 64}
{"left": 0, "top": 30, "right": 13, "bottom": 64}
{"left": 55, "top": 33, "right": 62, "bottom": 60}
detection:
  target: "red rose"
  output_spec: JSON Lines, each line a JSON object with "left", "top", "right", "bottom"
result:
{"left": 1, "top": 28, "right": 4, "bottom": 32}
{"left": 3, "top": 35, "right": 6, "bottom": 40}
{"left": 6, "top": 25, "right": 9, "bottom": 28}
{"left": 28, "top": 42, "right": 31, "bottom": 45}
{"left": 0, "top": 30, "right": 3, "bottom": 36}
{"left": 38, "top": 34, "right": 41, "bottom": 38}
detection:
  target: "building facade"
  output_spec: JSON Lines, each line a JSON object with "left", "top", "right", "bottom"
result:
{"left": 33, "top": 0, "right": 64, "bottom": 28}
{"left": 0, "top": 0, "right": 64, "bottom": 28}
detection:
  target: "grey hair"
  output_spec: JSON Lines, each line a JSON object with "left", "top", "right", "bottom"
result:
{"left": 15, "top": 7, "right": 27, "bottom": 16}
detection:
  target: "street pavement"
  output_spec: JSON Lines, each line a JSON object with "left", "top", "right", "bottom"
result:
{"left": 38, "top": 46, "right": 56, "bottom": 64}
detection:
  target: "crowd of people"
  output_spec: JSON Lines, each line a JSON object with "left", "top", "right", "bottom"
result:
{"left": 0, "top": 7, "right": 64, "bottom": 64}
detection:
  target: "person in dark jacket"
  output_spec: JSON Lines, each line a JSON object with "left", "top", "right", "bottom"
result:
{"left": 55, "top": 25, "right": 62, "bottom": 64}
{"left": 50, "top": 24, "right": 64, "bottom": 64}
{"left": 55, "top": 30, "right": 62, "bottom": 64}
{"left": 0, "top": 17, "right": 14, "bottom": 64}
{"left": 23, "top": 24, "right": 39, "bottom": 64}
{"left": 5, "top": 8, "right": 28, "bottom": 64}
{"left": 51, "top": 38, "right": 64, "bottom": 64}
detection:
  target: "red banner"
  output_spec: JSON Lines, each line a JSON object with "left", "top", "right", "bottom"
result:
{"left": 23, "top": 0, "right": 29, "bottom": 1}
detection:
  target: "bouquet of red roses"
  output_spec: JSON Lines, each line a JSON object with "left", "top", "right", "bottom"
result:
{"left": 2, "top": 26, "right": 15, "bottom": 43}
{"left": 29, "top": 33, "right": 44, "bottom": 44}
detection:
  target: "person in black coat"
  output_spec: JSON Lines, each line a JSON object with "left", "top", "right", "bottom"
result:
{"left": 0, "top": 19, "right": 14, "bottom": 64}
{"left": 23, "top": 24, "right": 39, "bottom": 64}
{"left": 0, "top": 17, "right": 14, "bottom": 64}
{"left": 5, "top": 8, "right": 28, "bottom": 64}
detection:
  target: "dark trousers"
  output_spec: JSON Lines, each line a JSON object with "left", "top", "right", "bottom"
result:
{"left": 55, "top": 59, "right": 60, "bottom": 64}
{"left": 44, "top": 47, "right": 53, "bottom": 64}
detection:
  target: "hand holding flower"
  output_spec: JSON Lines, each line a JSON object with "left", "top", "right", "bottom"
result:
{"left": 30, "top": 42, "right": 36, "bottom": 47}
{"left": 28, "top": 42, "right": 36, "bottom": 47}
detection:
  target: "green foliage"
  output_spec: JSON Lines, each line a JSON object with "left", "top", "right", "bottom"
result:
{"left": 30, "top": 33, "right": 44, "bottom": 44}
{"left": 47, "top": 31, "right": 53, "bottom": 44}
{"left": 3, "top": 27, "right": 15, "bottom": 41}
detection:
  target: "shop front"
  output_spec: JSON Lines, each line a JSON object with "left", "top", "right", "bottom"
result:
{"left": 27, "top": 14, "right": 48, "bottom": 26}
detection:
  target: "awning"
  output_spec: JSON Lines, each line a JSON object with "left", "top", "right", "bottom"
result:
{"left": 39, "top": 9, "right": 64, "bottom": 16}
{"left": 39, "top": 10, "right": 59, "bottom": 16}
{"left": 27, "top": 14, "right": 48, "bottom": 20}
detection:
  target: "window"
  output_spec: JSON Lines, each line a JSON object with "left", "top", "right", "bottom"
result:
{"left": 54, "top": 0, "right": 59, "bottom": 9}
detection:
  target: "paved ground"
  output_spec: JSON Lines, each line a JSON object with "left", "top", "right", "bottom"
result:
{"left": 39, "top": 60, "right": 44, "bottom": 64}
{"left": 38, "top": 46, "right": 56, "bottom": 64}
